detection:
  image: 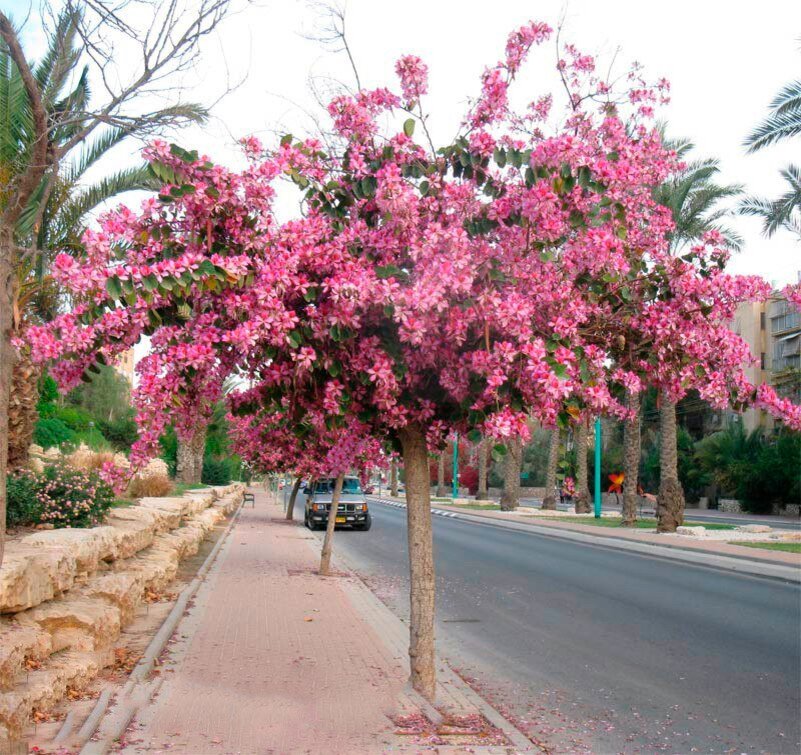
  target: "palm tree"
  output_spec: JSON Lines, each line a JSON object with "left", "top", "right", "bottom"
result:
{"left": 745, "top": 78, "right": 801, "bottom": 151}
{"left": 653, "top": 137, "right": 743, "bottom": 532}
{"left": 541, "top": 428, "right": 561, "bottom": 510}
{"left": 739, "top": 62, "right": 801, "bottom": 237}
{"left": 740, "top": 164, "right": 801, "bottom": 239}
{"left": 3, "top": 9, "right": 203, "bottom": 468}
{"left": 573, "top": 419, "right": 590, "bottom": 514}
{"left": 499, "top": 436, "right": 522, "bottom": 510}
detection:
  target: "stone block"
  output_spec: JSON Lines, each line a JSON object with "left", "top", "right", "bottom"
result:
{"left": 77, "top": 572, "right": 144, "bottom": 625}
{"left": 107, "top": 504, "right": 179, "bottom": 532}
{"left": 20, "top": 526, "right": 119, "bottom": 578}
{"left": 0, "top": 545, "right": 76, "bottom": 614}
{"left": 738, "top": 524, "right": 772, "bottom": 534}
{"left": 16, "top": 597, "right": 120, "bottom": 654}
{"left": 0, "top": 622, "right": 51, "bottom": 691}
{"left": 676, "top": 526, "right": 706, "bottom": 537}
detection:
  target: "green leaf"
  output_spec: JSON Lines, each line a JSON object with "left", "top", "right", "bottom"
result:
{"left": 419, "top": 180, "right": 430, "bottom": 196}
{"left": 280, "top": 133, "right": 294, "bottom": 146}
{"left": 467, "top": 429, "right": 482, "bottom": 444}
{"left": 106, "top": 277, "right": 123, "bottom": 301}
{"left": 403, "top": 118, "right": 415, "bottom": 137}
{"left": 491, "top": 443, "right": 508, "bottom": 463}
{"left": 376, "top": 265, "right": 403, "bottom": 279}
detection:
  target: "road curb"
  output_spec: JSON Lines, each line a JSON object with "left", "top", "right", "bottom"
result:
{"left": 369, "top": 497, "right": 801, "bottom": 584}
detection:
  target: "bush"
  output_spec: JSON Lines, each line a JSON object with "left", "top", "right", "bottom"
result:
{"left": 34, "top": 417, "right": 75, "bottom": 449}
{"left": 51, "top": 405, "right": 93, "bottom": 433}
{"left": 98, "top": 415, "right": 139, "bottom": 451}
{"left": 202, "top": 457, "right": 232, "bottom": 485}
{"left": 5, "top": 464, "right": 115, "bottom": 528}
{"left": 6, "top": 471, "right": 42, "bottom": 527}
{"left": 127, "top": 473, "right": 174, "bottom": 498}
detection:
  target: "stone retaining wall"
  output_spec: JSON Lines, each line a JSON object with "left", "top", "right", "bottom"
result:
{"left": 0, "top": 484, "right": 244, "bottom": 741}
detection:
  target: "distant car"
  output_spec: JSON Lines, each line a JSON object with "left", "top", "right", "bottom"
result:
{"left": 304, "top": 476, "right": 372, "bottom": 531}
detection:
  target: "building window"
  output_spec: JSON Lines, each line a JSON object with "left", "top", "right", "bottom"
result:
{"left": 760, "top": 352, "right": 766, "bottom": 370}
{"left": 760, "top": 312, "right": 766, "bottom": 330}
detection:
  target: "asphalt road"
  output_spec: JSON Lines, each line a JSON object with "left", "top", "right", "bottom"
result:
{"left": 316, "top": 499, "right": 801, "bottom": 754}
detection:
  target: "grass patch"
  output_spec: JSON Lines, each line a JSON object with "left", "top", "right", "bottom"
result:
{"left": 172, "top": 482, "right": 211, "bottom": 496}
{"left": 539, "top": 516, "right": 735, "bottom": 530}
{"left": 734, "top": 541, "right": 801, "bottom": 553}
{"left": 111, "top": 498, "right": 134, "bottom": 509}
{"left": 446, "top": 503, "right": 501, "bottom": 510}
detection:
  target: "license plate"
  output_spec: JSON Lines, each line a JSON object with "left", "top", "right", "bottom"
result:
{"left": 335, "top": 516, "right": 346, "bottom": 523}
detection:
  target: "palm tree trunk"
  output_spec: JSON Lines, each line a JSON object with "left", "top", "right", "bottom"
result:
{"left": 499, "top": 437, "right": 521, "bottom": 510}
{"left": 390, "top": 459, "right": 398, "bottom": 497}
{"left": 621, "top": 392, "right": 641, "bottom": 527}
{"left": 657, "top": 396, "right": 685, "bottom": 532}
{"left": 285, "top": 477, "right": 302, "bottom": 520}
{"left": 541, "top": 428, "right": 560, "bottom": 510}
{"left": 0, "top": 233, "right": 16, "bottom": 567}
{"left": 398, "top": 424, "right": 436, "bottom": 701}
{"left": 7, "top": 346, "right": 41, "bottom": 469}
{"left": 574, "top": 420, "right": 591, "bottom": 513}
{"left": 176, "top": 425, "right": 206, "bottom": 484}
{"left": 476, "top": 438, "right": 488, "bottom": 500}
{"left": 436, "top": 450, "right": 445, "bottom": 497}
{"left": 319, "top": 473, "right": 344, "bottom": 576}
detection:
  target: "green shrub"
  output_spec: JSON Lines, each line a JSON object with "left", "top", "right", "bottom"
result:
{"left": 202, "top": 457, "right": 232, "bottom": 485}
{"left": 69, "top": 427, "right": 112, "bottom": 452}
{"left": 159, "top": 426, "right": 178, "bottom": 477}
{"left": 34, "top": 417, "right": 75, "bottom": 449}
{"left": 5, "top": 464, "right": 115, "bottom": 528}
{"left": 98, "top": 414, "right": 139, "bottom": 450}
{"left": 52, "top": 405, "right": 93, "bottom": 433}
{"left": 6, "top": 471, "right": 43, "bottom": 526}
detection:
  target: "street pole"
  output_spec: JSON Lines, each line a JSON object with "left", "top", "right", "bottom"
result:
{"left": 452, "top": 433, "right": 459, "bottom": 499}
{"left": 594, "top": 417, "right": 602, "bottom": 518}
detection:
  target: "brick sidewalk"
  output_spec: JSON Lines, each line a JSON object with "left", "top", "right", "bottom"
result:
{"left": 121, "top": 489, "right": 409, "bottom": 754}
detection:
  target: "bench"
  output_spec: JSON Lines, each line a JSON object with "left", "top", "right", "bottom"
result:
{"left": 243, "top": 492, "right": 255, "bottom": 508}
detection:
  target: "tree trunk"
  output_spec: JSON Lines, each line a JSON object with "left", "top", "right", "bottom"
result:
{"left": 319, "top": 473, "right": 344, "bottom": 576}
{"left": 390, "top": 459, "right": 398, "bottom": 497}
{"left": 476, "top": 438, "right": 488, "bottom": 500}
{"left": 499, "top": 437, "right": 521, "bottom": 510}
{"left": 657, "top": 397, "right": 685, "bottom": 533}
{"left": 176, "top": 425, "right": 206, "bottom": 484}
{"left": 0, "top": 232, "right": 15, "bottom": 567}
{"left": 621, "top": 392, "right": 641, "bottom": 527}
{"left": 574, "top": 420, "right": 591, "bottom": 513}
{"left": 541, "top": 428, "right": 560, "bottom": 510}
{"left": 398, "top": 424, "right": 436, "bottom": 702}
{"left": 7, "top": 343, "right": 40, "bottom": 470}
{"left": 436, "top": 450, "right": 445, "bottom": 497}
{"left": 285, "top": 477, "right": 302, "bottom": 520}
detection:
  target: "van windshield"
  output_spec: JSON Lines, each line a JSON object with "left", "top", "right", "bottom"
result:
{"left": 314, "top": 478, "right": 362, "bottom": 494}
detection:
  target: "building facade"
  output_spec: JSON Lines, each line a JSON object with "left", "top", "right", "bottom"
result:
{"left": 733, "top": 292, "right": 801, "bottom": 432}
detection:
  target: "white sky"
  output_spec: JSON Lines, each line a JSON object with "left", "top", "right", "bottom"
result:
{"left": 9, "top": 0, "right": 801, "bottom": 286}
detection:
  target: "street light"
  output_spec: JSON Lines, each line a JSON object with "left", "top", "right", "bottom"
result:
{"left": 594, "top": 417, "right": 602, "bottom": 518}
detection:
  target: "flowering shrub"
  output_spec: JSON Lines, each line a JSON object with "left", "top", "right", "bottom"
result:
{"left": 6, "top": 464, "right": 116, "bottom": 528}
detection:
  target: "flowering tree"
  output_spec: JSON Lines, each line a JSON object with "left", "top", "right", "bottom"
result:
{"left": 27, "top": 20, "right": 801, "bottom": 700}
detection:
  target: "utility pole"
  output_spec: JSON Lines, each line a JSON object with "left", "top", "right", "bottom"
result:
{"left": 452, "top": 433, "right": 459, "bottom": 499}
{"left": 594, "top": 417, "right": 602, "bottom": 518}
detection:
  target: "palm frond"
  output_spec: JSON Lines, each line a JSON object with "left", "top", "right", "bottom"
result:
{"left": 745, "top": 107, "right": 801, "bottom": 151}
{"left": 768, "top": 79, "right": 801, "bottom": 116}
{"left": 53, "top": 165, "right": 158, "bottom": 245}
